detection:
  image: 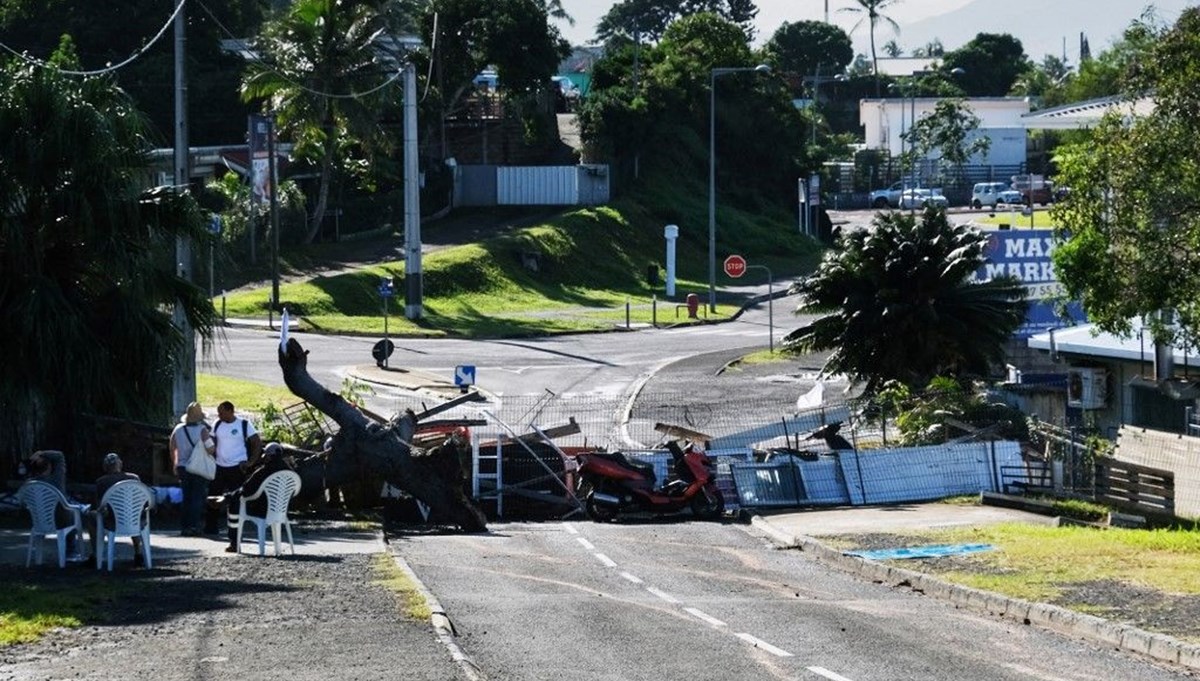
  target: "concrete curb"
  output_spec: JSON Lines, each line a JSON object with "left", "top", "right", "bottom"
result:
{"left": 385, "top": 538, "right": 488, "bottom": 681}
{"left": 749, "top": 516, "right": 1200, "bottom": 671}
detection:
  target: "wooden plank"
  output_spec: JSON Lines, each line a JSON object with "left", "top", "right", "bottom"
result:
{"left": 502, "top": 418, "right": 581, "bottom": 444}
{"left": 654, "top": 422, "right": 714, "bottom": 442}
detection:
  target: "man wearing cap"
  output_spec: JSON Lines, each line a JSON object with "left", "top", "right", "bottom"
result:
{"left": 207, "top": 401, "right": 262, "bottom": 535}
{"left": 170, "top": 402, "right": 215, "bottom": 537}
{"left": 222, "top": 442, "right": 295, "bottom": 553}
{"left": 85, "top": 453, "right": 145, "bottom": 565}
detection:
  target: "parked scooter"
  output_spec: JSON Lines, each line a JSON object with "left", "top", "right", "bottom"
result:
{"left": 575, "top": 441, "right": 724, "bottom": 522}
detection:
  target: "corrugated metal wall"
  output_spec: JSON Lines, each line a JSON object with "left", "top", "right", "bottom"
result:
{"left": 453, "top": 165, "right": 610, "bottom": 207}
{"left": 454, "top": 165, "right": 498, "bottom": 207}
{"left": 498, "top": 166, "right": 578, "bottom": 205}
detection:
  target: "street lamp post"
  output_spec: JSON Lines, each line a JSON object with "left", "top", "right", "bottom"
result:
{"left": 709, "top": 64, "right": 770, "bottom": 313}
{"left": 891, "top": 68, "right": 965, "bottom": 215}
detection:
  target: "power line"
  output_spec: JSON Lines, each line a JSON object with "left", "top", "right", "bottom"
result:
{"left": 196, "top": 0, "right": 407, "bottom": 101}
{"left": 0, "top": 0, "right": 187, "bottom": 76}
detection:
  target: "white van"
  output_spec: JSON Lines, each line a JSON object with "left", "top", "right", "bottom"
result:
{"left": 971, "top": 182, "right": 1022, "bottom": 209}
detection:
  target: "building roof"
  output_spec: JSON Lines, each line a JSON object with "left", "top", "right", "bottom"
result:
{"left": 1020, "top": 95, "right": 1155, "bottom": 130}
{"left": 1028, "top": 318, "right": 1199, "bottom": 365}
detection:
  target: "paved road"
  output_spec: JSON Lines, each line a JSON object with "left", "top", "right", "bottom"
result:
{"left": 399, "top": 520, "right": 1191, "bottom": 681}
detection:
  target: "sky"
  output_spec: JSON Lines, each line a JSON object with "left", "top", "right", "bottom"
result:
{"left": 556, "top": 0, "right": 975, "bottom": 47}
{"left": 555, "top": 0, "right": 1196, "bottom": 62}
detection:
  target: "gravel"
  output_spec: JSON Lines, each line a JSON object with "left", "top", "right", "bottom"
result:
{"left": 0, "top": 525, "right": 468, "bottom": 681}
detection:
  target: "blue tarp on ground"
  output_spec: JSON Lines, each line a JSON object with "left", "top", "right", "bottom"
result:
{"left": 845, "top": 543, "right": 997, "bottom": 561}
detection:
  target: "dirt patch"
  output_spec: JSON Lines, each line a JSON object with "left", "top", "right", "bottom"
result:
{"left": 827, "top": 532, "right": 1200, "bottom": 644}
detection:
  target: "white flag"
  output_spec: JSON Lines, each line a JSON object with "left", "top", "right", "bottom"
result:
{"left": 796, "top": 381, "right": 825, "bottom": 411}
{"left": 279, "top": 307, "right": 290, "bottom": 352}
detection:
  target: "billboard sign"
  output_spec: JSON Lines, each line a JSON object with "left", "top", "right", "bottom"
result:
{"left": 248, "top": 115, "right": 273, "bottom": 206}
{"left": 972, "top": 229, "right": 1086, "bottom": 339}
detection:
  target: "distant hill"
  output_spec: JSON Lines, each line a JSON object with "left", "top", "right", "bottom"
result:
{"left": 893, "top": 0, "right": 1196, "bottom": 62}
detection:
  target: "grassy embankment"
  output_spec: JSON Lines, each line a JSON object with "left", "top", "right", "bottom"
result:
{"left": 974, "top": 208, "right": 1057, "bottom": 229}
{"left": 219, "top": 181, "right": 820, "bottom": 338}
{"left": 827, "top": 520, "right": 1200, "bottom": 634}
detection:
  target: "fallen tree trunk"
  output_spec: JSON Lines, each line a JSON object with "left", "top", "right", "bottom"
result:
{"left": 278, "top": 337, "right": 487, "bottom": 532}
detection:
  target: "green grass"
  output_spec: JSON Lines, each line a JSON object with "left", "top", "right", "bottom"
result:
{"left": 846, "top": 523, "right": 1200, "bottom": 603}
{"left": 975, "top": 209, "right": 1058, "bottom": 229}
{"left": 371, "top": 553, "right": 432, "bottom": 620}
{"left": 731, "top": 349, "right": 791, "bottom": 366}
{"left": 0, "top": 578, "right": 130, "bottom": 646}
{"left": 197, "top": 373, "right": 296, "bottom": 412}
{"left": 219, "top": 195, "right": 820, "bottom": 338}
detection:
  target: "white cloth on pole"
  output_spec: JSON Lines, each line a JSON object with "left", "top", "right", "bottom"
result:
{"left": 796, "top": 381, "right": 825, "bottom": 411}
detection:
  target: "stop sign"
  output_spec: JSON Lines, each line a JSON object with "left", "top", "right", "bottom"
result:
{"left": 723, "top": 254, "right": 747, "bottom": 278}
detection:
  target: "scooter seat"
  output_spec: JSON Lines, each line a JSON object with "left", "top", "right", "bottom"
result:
{"left": 592, "top": 451, "right": 657, "bottom": 486}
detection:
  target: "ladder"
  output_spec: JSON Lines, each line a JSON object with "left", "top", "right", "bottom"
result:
{"left": 471, "top": 430, "right": 503, "bottom": 517}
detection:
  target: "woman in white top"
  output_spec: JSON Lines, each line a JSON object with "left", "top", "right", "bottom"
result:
{"left": 169, "top": 402, "right": 215, "bottom": 536}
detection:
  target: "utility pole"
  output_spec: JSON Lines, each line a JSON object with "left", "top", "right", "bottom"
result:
{"left": 268, "top": 115, "right": 281, "bottom": 309}
{"left": 403, "top": 62, "right": 423, "bottom": 320}
{"left": 171, "top": 0, "right": 194, "bottom": 417}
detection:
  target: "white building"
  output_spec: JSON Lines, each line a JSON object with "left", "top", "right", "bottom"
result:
{"left": 859, "top": 97, "right": 1031, "bottom": 166}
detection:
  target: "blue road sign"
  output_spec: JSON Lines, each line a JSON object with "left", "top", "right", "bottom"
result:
{"left": 454, "top": 365, "right": 476, "bottom": 387}
{"left": 378, "top": 278, "right": 394, "bottom": 298}
{"left": 209, "top": 214, "right": 222, "bottom": 235}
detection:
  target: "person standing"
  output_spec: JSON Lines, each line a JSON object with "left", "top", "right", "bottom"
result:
{"left": 207, "top": 401, "right": 262, "bottom": 534}
{"left": 170, "top": 402, "right": 215, "bottom": 537}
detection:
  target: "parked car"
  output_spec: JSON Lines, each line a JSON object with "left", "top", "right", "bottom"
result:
{"left": 869, "top": 181, "right": 909, "bottom": 209}
{"left": 1011, "top": 174, "right": 1055, "bottom": 206}
{"left": 899, "top": 189, "right": 949, "bottom": 210}
{"left": 971, "top": 182, "right": 1023, "bottom": 209}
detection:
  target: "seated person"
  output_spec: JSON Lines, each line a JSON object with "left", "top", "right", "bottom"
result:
{"left": 26, "top": 449, "right": 88, "bottom": 560}
{"left": 85, "top": 453, "right": 146, "bottom": 565}
{"left": 223, "top": 442, "right": 296, "bottom": 553}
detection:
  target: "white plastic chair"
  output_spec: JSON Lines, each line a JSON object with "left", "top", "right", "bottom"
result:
{"left": 18, "top": 480, "right": 84, "bottom": 568}
{"left": 95, "top": 480, "right": 155, "bottom": 571}
{"left": 236, "top": 470, "right": 301, "bottom": 556}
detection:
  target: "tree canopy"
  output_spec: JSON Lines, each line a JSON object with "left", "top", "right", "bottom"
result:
{"left": 784, "top": 210, "right": 1027, "bottom": 393}
{"left": 941, "top": 33, "right": 1029, "bottom": 97}
{"left": 596, "top": 0, "right": 758, "bottom": 43}
{"left": 1051, "top": 8, "right": 1200, "bottom": 346}
{"left": 904, "top": 98, "right": 990, "bottom": 172}
{"left": 764, "top": 20, "right": 852, "bottom": 77}
{"left": 0, "top": 60, "right": 218, "bottom": 456}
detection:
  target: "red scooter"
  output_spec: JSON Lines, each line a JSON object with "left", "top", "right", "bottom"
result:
{"left": 575, "top": 442, "right": 724, "bottom": 522}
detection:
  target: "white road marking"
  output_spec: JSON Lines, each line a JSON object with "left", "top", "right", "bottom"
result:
{"left": 645, "top": 586, "right": 679, "bottom": 604}
{"left": 807, "top": 666, "right": 855, "bottom": 681}
{"left": 735, "top": 633, "right": 793, "bottom": 658}
{"left": 563, "top": 525, "right": 578, "bottom": 535}
{"left": 576, "top": 537, "right": 595, "bottom": 550}
{"left": 684, "top": 608, "right": 727, "bottom": 627}
{"left": 594, "top": 553, "right": 618, "bottom": 568}
{"left": 620, "top": 572, "right": 644, "bottom": 584}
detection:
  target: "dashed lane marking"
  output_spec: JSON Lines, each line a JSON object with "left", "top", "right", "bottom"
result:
{"left": 620, "top": 572, "right": 644, "bottom": 584}
{"left": 576, "top": 537, "right": 595, "bottom": 550}
{"left": 735, "top": 633, "right": 793, "bottom": 658}
{"left": 594, "top": 553, "right": 618, "bottom": 567}
{"left": 684, "top": 607, "right": 727, "bottom": 628}
{"left": 564, "top": 525, "right": 578, "bottom": 534}
{"left": 646, "top": 586, "right": 680, "bottom": 604}
{"left": 807, "top": 667, "right": 855, "bottom": 681}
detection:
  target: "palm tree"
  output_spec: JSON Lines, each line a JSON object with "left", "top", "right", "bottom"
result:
{"left": 882, "top": 39, "right": 902, "bottom": 58}
{"left": 840, "top": 0, "right": 902, "bottom": 97}
{"left": 0, "top": 62, "right": 218, "bottom": 458}
{"left": 783, "top": 210, "right": 1027, "bottom": 394}
{"left": 242, "top": 0, "right": 403, "bottom": 245}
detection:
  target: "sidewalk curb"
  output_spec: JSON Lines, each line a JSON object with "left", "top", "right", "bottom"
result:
{"left": 385, "top": 537, "right": 487, "bottom": 681}
{"left": 749, "top": 516, "right": 1200, "bottom": 671}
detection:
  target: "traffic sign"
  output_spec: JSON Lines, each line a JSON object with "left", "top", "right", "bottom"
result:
{"left": 454, "top": 365, "right": 476, "bottom": 387}
{"left": 378, "top": 278, "right": 394, "bottom": 298}
{"left": 723, "top": 254, "right": 747, "bottom": 278}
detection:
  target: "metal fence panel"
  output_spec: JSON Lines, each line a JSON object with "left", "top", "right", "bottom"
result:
{"left": 498, "top": 166, "right": 577, "bottom": 205}
{"left": 454, "top": 164, "right": 497, "bottom": 206}
{"left": 731, "top": 463, "right": 804, "bottom": 508}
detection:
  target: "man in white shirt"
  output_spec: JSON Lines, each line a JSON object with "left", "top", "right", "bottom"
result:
{"left": 205, "top": 401, "right": 262, "bottom": 534}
